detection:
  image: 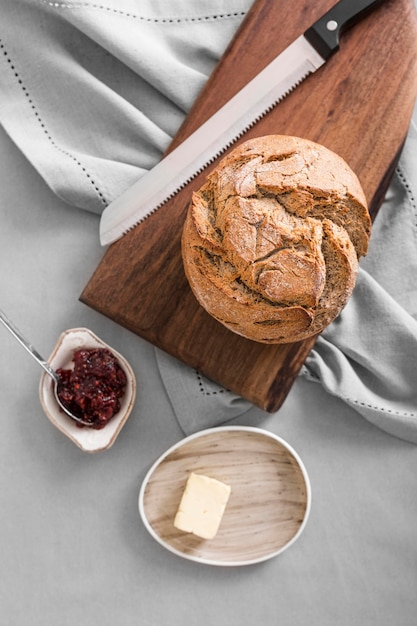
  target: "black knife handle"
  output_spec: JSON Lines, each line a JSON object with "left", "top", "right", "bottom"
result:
{"left": 304, "top": 0, "right": 386, "bottom": 60}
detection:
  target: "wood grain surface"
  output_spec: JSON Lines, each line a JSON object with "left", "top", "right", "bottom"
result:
{"left": 81, "top": 0, "right": 417, "bottom": 412}
{"left": 139, "top": 427, "right": 310, "bottom": 565}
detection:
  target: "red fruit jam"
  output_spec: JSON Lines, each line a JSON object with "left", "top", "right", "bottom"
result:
{"left": 56, "top": 348, "right": 127, "bottom": 429}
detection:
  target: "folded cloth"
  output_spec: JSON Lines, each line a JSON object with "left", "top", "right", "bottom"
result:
{"left": 155, "top": 349, "right": 252, "bottom": 434}
{"left": 0, "top": 0, "right": 251, "bottom": 213}
{"left": 301, "top": 118, "right": 417, "bottom": 445}
{"left": 1, "top": 0, "right": 417, "bottom": 442}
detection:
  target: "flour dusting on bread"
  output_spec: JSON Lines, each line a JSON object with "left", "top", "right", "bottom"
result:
{"left": 181, "top": 135, "right": 371, "bottom": 344}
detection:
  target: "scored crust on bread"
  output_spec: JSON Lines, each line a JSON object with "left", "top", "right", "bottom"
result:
{"left": 181, "top": 135, "right": 371, "bottom": 344}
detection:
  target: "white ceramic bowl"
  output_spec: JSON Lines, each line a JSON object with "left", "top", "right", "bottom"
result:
{"left": 139, "top": 426, "right": 311, "bottom": 566}
{"left": 39, "top": 328, "right": 136, "bottom": 452}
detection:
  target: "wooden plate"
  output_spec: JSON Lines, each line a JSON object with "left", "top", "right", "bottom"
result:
{"left": 138, "top": 426, "right": 311, "bottom": 566}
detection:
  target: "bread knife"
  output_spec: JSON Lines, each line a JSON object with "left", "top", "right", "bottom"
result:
{"left": 99, "top": 0, "right": 386, "bottom": 246}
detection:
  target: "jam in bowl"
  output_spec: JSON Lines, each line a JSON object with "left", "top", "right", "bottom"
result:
{"left": 56, "top": 347, "right": 128, "bottom": 430}
{"left": 39, "top": 328, "right": 136, "bottom": 452}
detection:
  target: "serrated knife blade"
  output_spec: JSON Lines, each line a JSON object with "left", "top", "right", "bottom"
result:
{"left": 100, "top": 0, "right": 385, "bottom": 246}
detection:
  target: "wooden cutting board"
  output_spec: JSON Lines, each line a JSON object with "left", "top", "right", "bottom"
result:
{"left": 81, "top": 0, "right": 417, "bottom": 412}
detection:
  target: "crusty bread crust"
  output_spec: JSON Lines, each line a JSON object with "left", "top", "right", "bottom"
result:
{"left": 181, "top": 135, "right": 371, "bottom": 344}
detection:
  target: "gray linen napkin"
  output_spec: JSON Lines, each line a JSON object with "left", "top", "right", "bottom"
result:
{"left": 155, "top": 350, "right": 252, "bottom": 434}
{"left": 1, "top": 0, "right": 417, "bottom": 443}
{"left": 301, "top": 119, "right": 417, "bottom": 444}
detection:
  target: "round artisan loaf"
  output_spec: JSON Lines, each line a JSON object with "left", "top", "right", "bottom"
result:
{"left": 181, "top": 135, "right": 371, "bottom": 344}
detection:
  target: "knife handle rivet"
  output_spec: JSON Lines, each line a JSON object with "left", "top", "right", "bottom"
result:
{"left": 326, "top": 19, "right": 338, "bottom": 32}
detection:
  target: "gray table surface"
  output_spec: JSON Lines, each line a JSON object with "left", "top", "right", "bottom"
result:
{"left": 1, "top": 117, "right": 417, "bottom": 625}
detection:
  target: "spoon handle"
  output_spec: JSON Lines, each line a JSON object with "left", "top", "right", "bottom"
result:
{"left": 0, "top": 308, "right": 59, "bottom": 382}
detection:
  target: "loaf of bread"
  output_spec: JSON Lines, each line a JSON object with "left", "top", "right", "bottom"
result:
{"left": 181, "top": 135, "right": 371, "bottom": 344}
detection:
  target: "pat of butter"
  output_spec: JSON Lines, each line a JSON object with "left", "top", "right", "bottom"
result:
{"left": 174, "top": 472, "right": 231, "bottom": 540}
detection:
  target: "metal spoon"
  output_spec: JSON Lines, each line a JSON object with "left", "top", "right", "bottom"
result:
{"left": 0, "top": 308, "right": 93, "bottom": 427}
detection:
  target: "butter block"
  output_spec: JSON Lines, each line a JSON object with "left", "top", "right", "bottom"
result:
{"left": 174, "top": 472, "right": 231, "bottom": 539}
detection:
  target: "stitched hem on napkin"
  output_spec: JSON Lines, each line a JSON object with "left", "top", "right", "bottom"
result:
{"left": 154, "top": 348, "right": 252, "bottom": 436}
{"left": 300, "top": 117, "right": 417, "bottom": 445}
